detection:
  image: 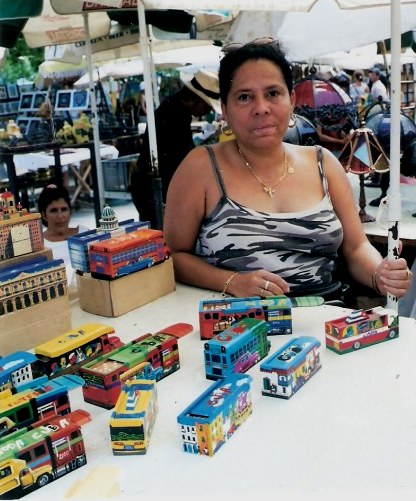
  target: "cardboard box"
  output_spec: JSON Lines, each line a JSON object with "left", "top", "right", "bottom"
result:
{"left": 0, "top": 295, "right": 71, "bottom": 355}
{"left": 0, "top": 247, "right": 53, "bottom": 271}
{"left": 76, "top": 258, "right": 176, "bottom": 317}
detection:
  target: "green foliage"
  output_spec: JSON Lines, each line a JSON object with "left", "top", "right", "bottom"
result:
{"left": 1, "top": 35, "right": 43, "bottom": 84}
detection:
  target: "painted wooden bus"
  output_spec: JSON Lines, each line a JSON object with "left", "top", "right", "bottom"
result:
{"left": 260, "top": 336, "right": 322, "bottom": 399}
{"left": 204, "top": 318, "right": 270, "bottom": 380}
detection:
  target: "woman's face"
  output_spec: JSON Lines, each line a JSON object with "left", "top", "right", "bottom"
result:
{"left": 221, "top": 59, "right": 295, "bottom": 149}
{"left": 43, "top": 198, "right": 71, "bottom": 231}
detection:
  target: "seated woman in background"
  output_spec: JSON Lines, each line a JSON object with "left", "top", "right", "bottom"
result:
{"left": 163, "top": 38, "right": 412, "bottom": 303}
{"left": 38, "top": 185, "right": 88, "bottom": 289}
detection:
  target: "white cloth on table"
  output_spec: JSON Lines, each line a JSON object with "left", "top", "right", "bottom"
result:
{"left": 398, "top": 259, "right": 416, "bottom": 318}
{"left": 44, "top": 224, "right": 89, "bottom": 287}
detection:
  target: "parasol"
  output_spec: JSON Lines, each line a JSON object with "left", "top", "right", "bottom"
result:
{"left": 294, "top": 73, "right": 357, "bottom": 131}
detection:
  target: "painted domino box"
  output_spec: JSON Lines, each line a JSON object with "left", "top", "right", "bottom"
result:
{"left": 260, "top": 336, "right": 321, "bottom": 399}
{"left": 177, "top": 373, "right": 253, "bottom": 457}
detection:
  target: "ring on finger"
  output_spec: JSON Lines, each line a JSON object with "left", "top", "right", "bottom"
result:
{"left": 264, "top": 280, "right": 270, "bottom": 291}
{"left": 259, "top": 288, "right": 265, "bottom": 296}
{"left": 406, "top": 268, "right": 412, "bottom": 280}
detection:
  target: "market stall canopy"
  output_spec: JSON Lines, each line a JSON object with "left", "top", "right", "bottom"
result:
{"left": 22, "top": 1, "right": 110, "bottom": 48}
{"left": 225, "top": 0, "right": 416, "bottom": 62}
{"left": 315, "top": 43, "right": 416, "bottom": 70}
{"left": 44, "top": 24, "right": 221, "bottom": 65}
{"left": 73, "top": 43, "right": 222, "bottom": 87}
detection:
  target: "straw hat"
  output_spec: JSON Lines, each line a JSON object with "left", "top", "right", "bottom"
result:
{"left": 180, "top": 69, "right": 221, "bottom": 114}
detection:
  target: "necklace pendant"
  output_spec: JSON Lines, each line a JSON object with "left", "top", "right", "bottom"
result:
{"left": 263, "top": 186, "right": 275, "bottom": 198}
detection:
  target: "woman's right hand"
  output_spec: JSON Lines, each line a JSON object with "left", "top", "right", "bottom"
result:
{"left": 227, "top": 269, "right": 290, "bottom": 298}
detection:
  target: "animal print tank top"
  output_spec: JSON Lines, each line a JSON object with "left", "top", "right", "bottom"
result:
{"left": 195, "top": 145, "right": 343, "bottom": 294}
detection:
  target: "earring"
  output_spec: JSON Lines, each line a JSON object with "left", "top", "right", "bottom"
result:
{"left": 288, "top": 113, "right": 298, "bottom": 128}
{"left": 220, "top": 122, "right": 234, "bottom": 137}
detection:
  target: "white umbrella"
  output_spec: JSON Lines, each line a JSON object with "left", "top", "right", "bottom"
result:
{"left": 316, "top": 43, "right": 416, "bottom": 71}
{"left": 22, "top": 1, "right": 110, "bottom": 48}
{"left": 225, "top": 0, "right": 416, "bottom": 63}
{"left": 72, "top": 44, "right": 221, "bottom": 87}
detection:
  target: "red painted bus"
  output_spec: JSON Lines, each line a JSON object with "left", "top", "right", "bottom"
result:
{"left": 325, "top": 306, "right": 399, "bottom": 354}
{"left": 88, "top": 228, "right": 170, "bottom": 278}
{"left": 80, "top": 324, "right": 192, "bottom": 409}
{"left": 0, "top": 410, "right": 90, "bottom": 497}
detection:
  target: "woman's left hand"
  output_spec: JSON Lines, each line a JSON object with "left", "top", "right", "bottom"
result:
{"left": 376, "top": 258, "right": 413, "bottom": 298}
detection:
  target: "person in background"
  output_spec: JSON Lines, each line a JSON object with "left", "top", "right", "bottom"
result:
{"left": 130, "top": 69, "right": 221, "bottom": 228}
{"left": 349, "top": 70, "right": 370, "bottom": 104}
{"left": 163, "top": 38, "right": 412, "bottom": 304}
{"left": 38, "top": 185, "right": 88, "bottom": 289}
{"left": 368, "top": 67, "right": 389, "bottom": 104}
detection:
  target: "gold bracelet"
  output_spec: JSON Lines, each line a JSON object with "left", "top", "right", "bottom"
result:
{"left": 221, "top": 272, "right": 239, "bottom": 297}
{"left": 372, "top": 271, "right": 383, "bottom": 295}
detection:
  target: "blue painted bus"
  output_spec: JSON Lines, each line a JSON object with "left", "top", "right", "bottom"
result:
{"left": 204, "top": 318, "right": 271, "bottom": 380}
{"left": 260, "top": 336, "right": 321, "bottom": 399}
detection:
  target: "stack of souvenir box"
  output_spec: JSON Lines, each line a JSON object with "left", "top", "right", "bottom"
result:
{"left": 0, "top": 190, "right": 71, "bottom": 354}
{"left": 71, "top": 204, "right": 175, "bottom": 317}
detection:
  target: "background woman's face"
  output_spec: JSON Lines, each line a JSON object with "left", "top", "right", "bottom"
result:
{"left": 43, "top": 198, "right": 71, "bottom": 229}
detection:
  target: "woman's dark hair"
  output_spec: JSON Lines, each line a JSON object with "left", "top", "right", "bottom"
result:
{"left": 219, "top": 40, "right": 293, "bottom": 104}
{"left": 37, "top": 184, "right": 71, "bottom": 227}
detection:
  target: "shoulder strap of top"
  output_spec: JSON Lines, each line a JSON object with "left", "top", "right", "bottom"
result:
{"left": 204, "top": 145, "right": 228, "bottom": 198}
{"left": 315, "top": 145, "right": 331, "bottom": 199}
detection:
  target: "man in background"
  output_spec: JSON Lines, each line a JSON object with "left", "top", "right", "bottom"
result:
{"left": 130, "top": 69, "right": 220, "bottom": 228}
{"left": 368, "top": 67, "right": 389, "bottom": 104}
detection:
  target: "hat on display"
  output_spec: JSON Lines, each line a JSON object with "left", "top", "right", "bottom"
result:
{"left": 180, "top": 69, "right": 221, "bottom": 114}
{"left": 369, "top": 67, "right": 381, "bottom": 76}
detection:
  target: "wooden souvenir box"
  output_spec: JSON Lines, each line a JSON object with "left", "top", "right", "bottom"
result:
{"left": 260, "top": 336, "right": 322, "bottom": 399}
{"left": 177, "top": 373, "right": 253, "bottom": 457}
{"left": 76, "top": 258, "right": 175, "bottom": 317}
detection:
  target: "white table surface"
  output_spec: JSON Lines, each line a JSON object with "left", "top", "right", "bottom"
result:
{"left": 13, "top": 144, "right": 119, "bottom": 175}
{"left": 26, "top": 283, "right": 416, "bottom": 501}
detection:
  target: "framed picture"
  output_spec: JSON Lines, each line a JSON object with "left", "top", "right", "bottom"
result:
{"left": 72, "top": 90, "right": 89, "bottom": 110}
{"left": 33, "top": 93, "right": 47, "bottom": 110}
{"left": 16, "top": 117, "right": 42, "bottom": 136}
{"left": 19, "top": 92, "right": 35, "bottom": 110}
{"left": 55, "top": 90, "right": 72, "bottom": 110}
{"left": 16, "top": 117, "right": 30, "bottom": 133}
{"left": 0, "top": 85, "right": 7, "bottom": 101}
{"left": 0, "top": 103, "right": 5, "bottom": 115}
{"left": 7, "top": 84, "right": 19, "bottom": 100}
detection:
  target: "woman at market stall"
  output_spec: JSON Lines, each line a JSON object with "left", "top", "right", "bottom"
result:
{"left": 163, "top": 38, "right": 413, "bottom": 303}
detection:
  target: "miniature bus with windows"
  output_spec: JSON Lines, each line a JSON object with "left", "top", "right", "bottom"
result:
{"left": 325, "top": 307, "right": 399, "bottom": 354}
{"left": 80, "top": 324, "right": 189, "bottom": 409}
{"left": 0, "top": 374, "right": 84, "bottom": 436}
{"left": 199, "top": 295, "right": 293, "bottom": 340}
{"left": 0, "top": 410, "right": 90, "bottom": 498}
{"left": 88, "top": 228, "right": 170, "bottom": 279}
{"left": 109, "top": 379, "right": 158, "bottom": 455}
{"left": 260, "top": 336, "right": 322, "bottom": 399}
{"left": 204, "top": 317, "right": 271, "bottom": 380}
{"left": 34, "top": 323, "right": 122, "bottom": 377}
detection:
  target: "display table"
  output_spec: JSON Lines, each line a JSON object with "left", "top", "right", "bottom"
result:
{"left": 23, "top": 283, "right": 416, "bottom": 500}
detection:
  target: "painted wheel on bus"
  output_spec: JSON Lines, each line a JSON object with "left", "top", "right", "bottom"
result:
{"left": 76, "top": 455, "right": 87, "bottom": 467}
{"left": 36, "top": 473, "right": 51, "bottom": 488}
{"left": 353, "top": 341, "right": 361, "bottom": 350}
{"left": 388, "top": 329, "right": 398, "bottom": 339}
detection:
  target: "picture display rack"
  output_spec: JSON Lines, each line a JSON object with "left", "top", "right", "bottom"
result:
{"left": 54, "top": 89, "right": 90, "bottom": 112}
{"left": 0, "top": 84, "right": 20, "bottom": 116}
